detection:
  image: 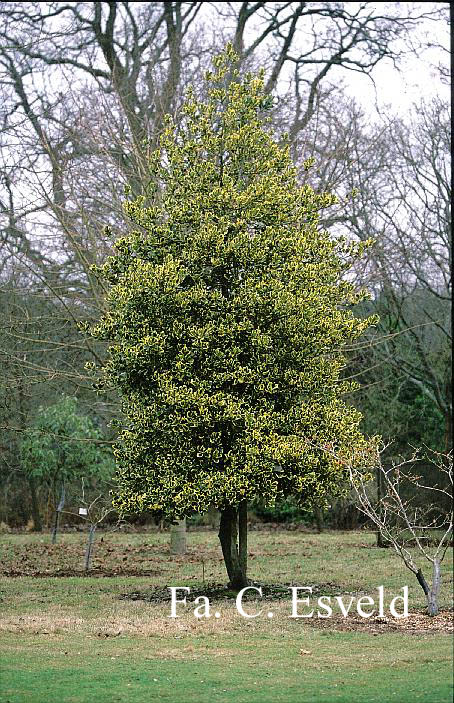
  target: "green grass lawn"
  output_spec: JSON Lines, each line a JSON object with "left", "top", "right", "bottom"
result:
{"left": 0, "top": 529, "right": 452, "bottom": 702}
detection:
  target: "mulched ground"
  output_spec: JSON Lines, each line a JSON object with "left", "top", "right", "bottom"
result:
{"left": 119, "top": 581, "right": 346, "bottom": 602}
{"left": 0, "top": 540, "right": 171, "bottom": 577}
{"left": 118, "top": 582, "right": 453, "bottom": 635}
{"left": 1, "top": 537, "right": 452, "bottom": 635}
{"left": 309, "top": 610, "right": 453, "bottom": 635}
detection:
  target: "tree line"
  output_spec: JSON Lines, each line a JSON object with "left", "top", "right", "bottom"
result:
{"left": 0, "top": 3, "right": 450, "bottom": 538}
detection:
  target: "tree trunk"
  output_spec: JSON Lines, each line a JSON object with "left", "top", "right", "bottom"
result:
{"left": 51, "top": 482, "right": 65, "bottom": 544}
{"left": 170, "top": 519, "right": 187, "bottom": 555}
{"left": 28, "top": 476, "right": 42, "bottom": 532}
{"left": 415, "top": 563, "right": 441, "bottom": 616}
{"left": 415, "top": 568, "right": 430, "bottom": 598}
{"left": 238, "top": 500, "right": 248, "bottom": 575}
{"left": 18, "top": 376, "right": 42, "bottom": 531}
{"left": 51, "top": 508, "right": 60, "bottom": 544}
{"left": 428, "top": 559, "right": 441, "bottom": 616}
{"left": 84, "top": 524, "right": 97, "bottom": 571}
{"left": 218, "top": 505, "right": 248, "bottom": 590}
{"left": 376, "top": 466, "right": 386, "bottom": 547}
{"left": 314, "top": 504, "right": 324, "bottom": 533}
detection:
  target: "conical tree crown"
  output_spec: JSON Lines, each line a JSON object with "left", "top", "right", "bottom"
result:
{"left": 91, "top": 46, "right": 377, "bottom": 518}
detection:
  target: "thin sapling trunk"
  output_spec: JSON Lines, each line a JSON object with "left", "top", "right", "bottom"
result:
{"left": 415, "top": 559, "right": 442, "bottom": 616}
{"left": 376, "top": 464, "right": 385, "bottom": 547}
{"left": 170, "top": 518, "right": 187, "bottom": 555}
{"left": 51, "top": 482, "right": 65, "bottom": 544}
{"left": 428, "top": 559, "right": 441, "bottom": 616}
{"left": 84, "top": 524, "right": 97, "bottom": 571}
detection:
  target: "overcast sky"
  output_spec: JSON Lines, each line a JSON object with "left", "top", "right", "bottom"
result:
{"left": 230, "top": 1, "right": 451, "bottom": 118}
{"left": 344, "top": 5, "right": 450, "bottom": 116}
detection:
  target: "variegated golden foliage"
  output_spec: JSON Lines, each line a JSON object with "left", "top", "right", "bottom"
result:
{"left": 90, "top": 46, "right": 378, "bottom": 519}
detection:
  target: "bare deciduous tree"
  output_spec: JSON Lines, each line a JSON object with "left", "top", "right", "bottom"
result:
{"left": 340, "top": 96, "right": 451, "bottom": 452}
{"left": 349, "top": 448, "right": 452, "bottom": 616}
{"left": 0, "top": 2, "right": 449, "bottom": 529}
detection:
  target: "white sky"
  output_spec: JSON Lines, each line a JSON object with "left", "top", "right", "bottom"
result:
{"left": 346, "top": 49, "right": 449, "bottom": 118}
{"left": 328, "top": 4, "right": 450, "bottom": 116}
{"left": 228, "top": 0, "right": 451, "bottom": 118}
